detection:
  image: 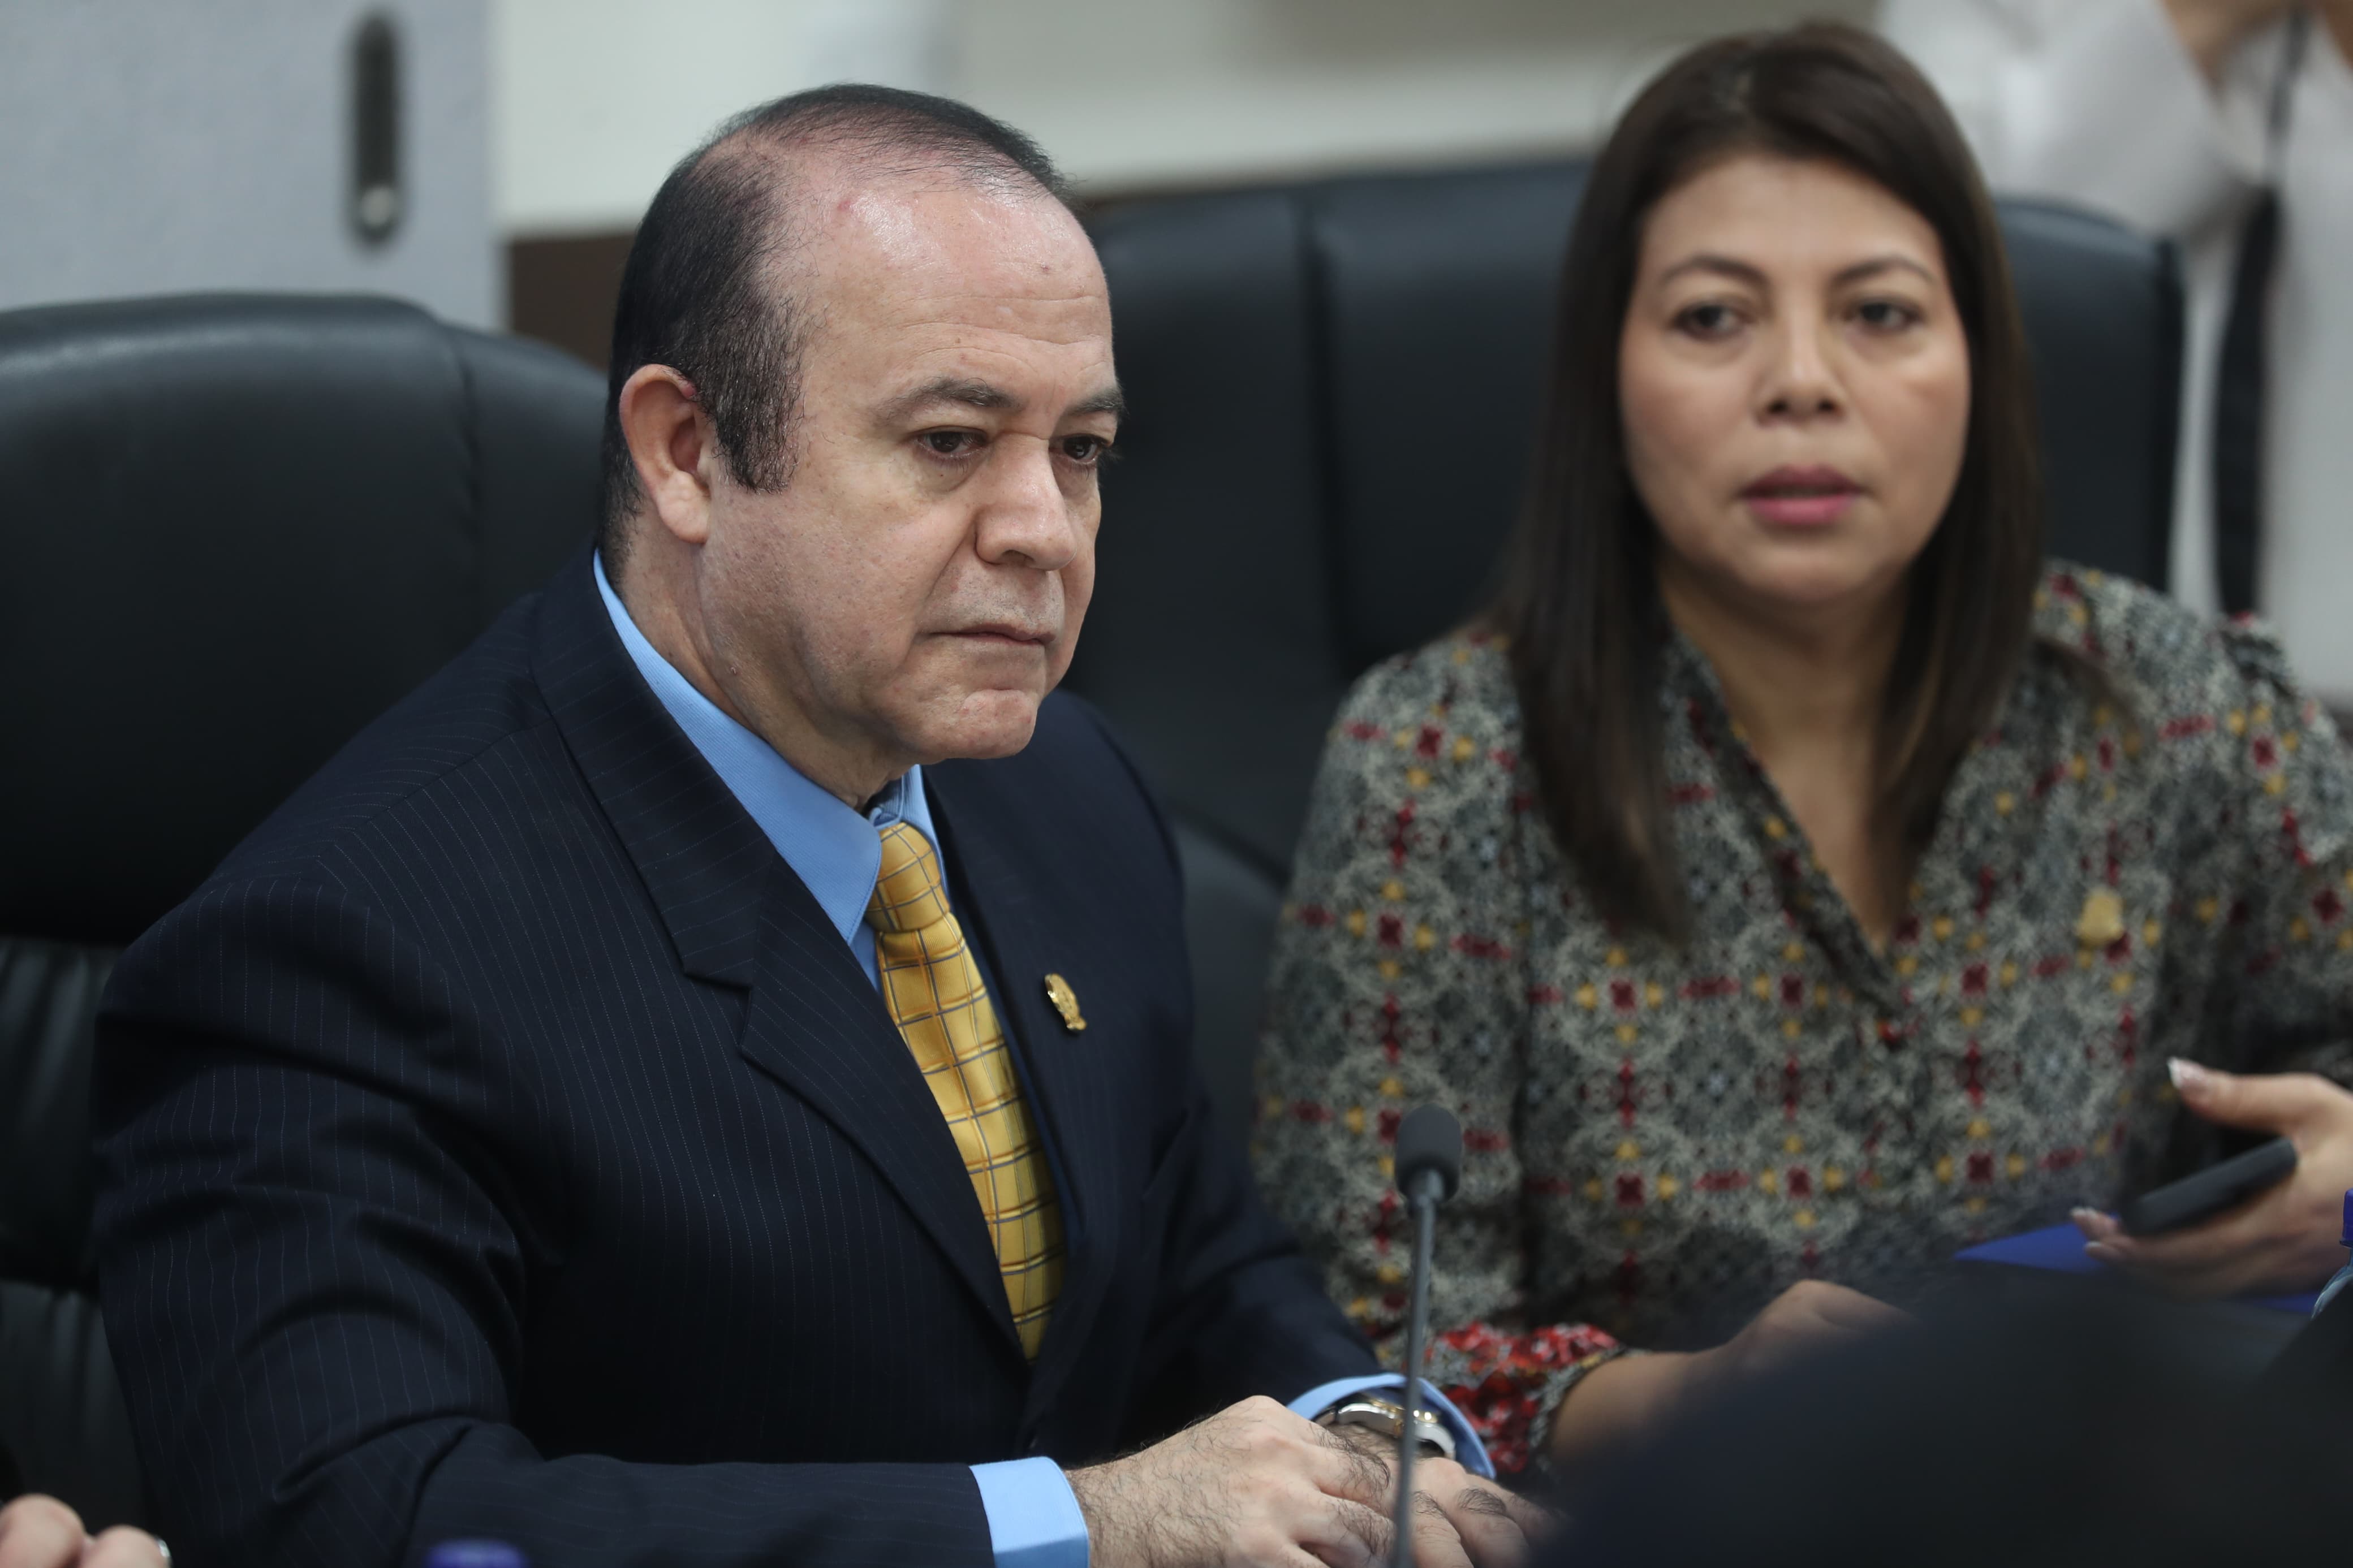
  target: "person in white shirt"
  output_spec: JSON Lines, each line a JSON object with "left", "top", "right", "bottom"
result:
{"left": 1881, "top": 1, "right": 2353, "bottom": 705}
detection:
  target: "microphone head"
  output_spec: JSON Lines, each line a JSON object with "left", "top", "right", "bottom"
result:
{"left": 1394, "top": 1104, "right": 1463, "bottom": 1202}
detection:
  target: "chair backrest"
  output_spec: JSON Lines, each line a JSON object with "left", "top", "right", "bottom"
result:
{"left": 0, "top": 293, "right": 603, "bottom": 1528}
{"left": 1071, "top": 159, "right": 2183, "bottom": 1139}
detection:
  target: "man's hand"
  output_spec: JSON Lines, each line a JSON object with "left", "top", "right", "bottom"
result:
{"left": 1321, "top": 1422, "right": 1549, "bottom": 1568}
{"left": 1067, "top": 1396, "right": 1545, "bottom": 1568}
{"left": 0, "top": 1496, "right": 167, "bottom": 1568}
{"left": 2072, "top": 1060, "right": 2353, "bottom": 1298}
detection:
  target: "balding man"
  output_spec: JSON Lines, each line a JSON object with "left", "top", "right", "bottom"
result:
{"left": 89, "top": 88, "right": 1538, "bottom": 1568}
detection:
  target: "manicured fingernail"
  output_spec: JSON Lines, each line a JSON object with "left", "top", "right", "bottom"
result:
{"left": 2168, "top": 1057, "right": 2209, "bottom": 1090}
{"left": 2070, "top": 1206, "right": 2105, "bottom": 1230}
{"left": 2085, "top": 1242, "right": 2124, "bottom": 1265}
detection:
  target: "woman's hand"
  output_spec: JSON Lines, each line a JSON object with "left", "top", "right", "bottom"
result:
{"left": 1548, "top": 1281, "right": 1906, "bottom": 1470}
{"left": 0, "top": 1496, "right": 166, "bottom": 1568}
{"left": 2072, "top": 1059, "right": 2353, "bottom": 1298}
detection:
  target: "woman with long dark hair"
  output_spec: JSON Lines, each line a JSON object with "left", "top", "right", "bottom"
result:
{"left": 1256, "top": 20, "right": 2353, "bottom": 1476}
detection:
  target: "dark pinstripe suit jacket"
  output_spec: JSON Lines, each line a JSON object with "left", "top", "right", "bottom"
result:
{"left": 92, "top": 554, "right": 1375, "bottom": 1568}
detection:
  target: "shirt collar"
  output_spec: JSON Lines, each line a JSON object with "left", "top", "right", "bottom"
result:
{"left": 592, "top": 551, "right": 936, "bottom": 950}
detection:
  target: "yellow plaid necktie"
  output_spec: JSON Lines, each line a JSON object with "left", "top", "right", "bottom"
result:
{"left": 865, "top": 820, "right": 1065, "bottom": 1359}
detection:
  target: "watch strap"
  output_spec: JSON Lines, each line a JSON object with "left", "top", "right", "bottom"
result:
{"left": 1314, "top": 1394, "right": 1458, "bottom": 1461}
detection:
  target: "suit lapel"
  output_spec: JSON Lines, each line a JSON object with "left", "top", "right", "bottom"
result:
{"left": 533, "top": 550, "right": 769, "bottom": 987}
{"left": 533, "top": 553, "right": 1018, "bottom": 1354}
{"left": 734, "top": 862, "right": 1019, "bottom": 1350}
{"left": 928, "top": 778, "right": 1124, "bottom": 1416}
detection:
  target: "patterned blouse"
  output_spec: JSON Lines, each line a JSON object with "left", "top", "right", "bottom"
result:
{"left": 1253, "top": 566, "right": 2353, "bottom": 1473}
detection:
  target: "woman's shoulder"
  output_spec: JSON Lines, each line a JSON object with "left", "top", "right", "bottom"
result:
{"left": 1309, "top": 630, "right": 1528, "bottom": 825}
{"left": 1333, "top": 628, "right": 1525, "bottom": 740}
{"left": 2030, "top": 561, "right": 2322, "bottom": 721}
{"left": 2025, "top": 565, "right": 2352, "bottom": 866}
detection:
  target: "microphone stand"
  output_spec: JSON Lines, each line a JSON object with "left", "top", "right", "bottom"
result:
{"left": 1392, "top": 1175, "right": 1439, "bottom": 1568}
{"left": 1387, "top": 1105, "right": 1461, "bottom": 1568}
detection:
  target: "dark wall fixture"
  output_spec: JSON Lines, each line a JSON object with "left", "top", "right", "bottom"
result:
{"left": 350, "top": 14, "right": 402, "bottom": 245}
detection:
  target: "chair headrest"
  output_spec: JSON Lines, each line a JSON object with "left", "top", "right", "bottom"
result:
{"left": 0, "top": 293, "right": 603, "bottom": 944}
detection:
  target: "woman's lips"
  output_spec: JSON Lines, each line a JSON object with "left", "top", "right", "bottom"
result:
{"left": 1741, "top": 465, "right": 1860, "bottom": 528}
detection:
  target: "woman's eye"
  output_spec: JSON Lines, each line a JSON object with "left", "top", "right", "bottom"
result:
{"left": 1674, "top": 301, "right": 1742, "bottom": 338}
{"left": 920, "top": 429, "right": 980, "bottom": 457}
{"left": 1855, "top": 299, "right": 1921, "bottom": 331}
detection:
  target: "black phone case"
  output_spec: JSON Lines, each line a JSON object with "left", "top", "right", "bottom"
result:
{"left": 2118, "top": 1135, "right": 2298, "bottom": 1236}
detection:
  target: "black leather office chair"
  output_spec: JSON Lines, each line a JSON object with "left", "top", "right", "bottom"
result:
{"left": 0, "top": 295, "right": 603, "bottom": 1529}
{"left": 1072, "top": 159, "right": 2183, "bottom": 1142}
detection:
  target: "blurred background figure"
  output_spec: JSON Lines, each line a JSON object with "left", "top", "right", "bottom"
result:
{"left": 1881, "top": 1, "right": 2353, "bottom": 705}
{"left": 1556, "top": 1280, "right": 2352, "bottom": 1567}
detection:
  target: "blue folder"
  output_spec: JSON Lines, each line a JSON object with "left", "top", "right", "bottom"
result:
{"left": 1955, "top": 1223, "right": 2318, "bottom": 1314}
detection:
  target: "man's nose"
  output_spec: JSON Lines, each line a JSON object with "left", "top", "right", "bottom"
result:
{"left": 1757, "top": 315, "right": 1843, "bottom": 421}
{"left": 974, "top": 439, "right": 1083, "bottom": 572}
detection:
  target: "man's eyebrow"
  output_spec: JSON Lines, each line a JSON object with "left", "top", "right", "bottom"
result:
{"left": 877, "top": 377, "right": 1126, "bottom": 425}
{"left": 880, "top": 376, "right": 1022, "bottom": 424}
{"left": 1068, "top": 385, "right": 1126, "bottom": 421}
{"left": 1655, "top": 252, "right": 1937, "bottom": 288}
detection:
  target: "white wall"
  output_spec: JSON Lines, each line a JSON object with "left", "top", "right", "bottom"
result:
{"left": 964, "top": 0, "right": 1875, "bottom": 194}
{"left": 0, "top": 0, "right": 497, "bottom": 325}
{"left": 493, "top": 0, "right": 1872, "bottom": 239}
{"left": 494, "top": 0, "right": 953, "bottom": 239}
{"left": 0, "top": 1, "right": 1874, "bottom": 315}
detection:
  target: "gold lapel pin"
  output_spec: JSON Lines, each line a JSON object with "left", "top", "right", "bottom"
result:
{"left": 1043, "top": 973, "right": 1087, "bottom": 1033}
{"left": 2076, "top": 888, "right": 2126, "bottom": 949}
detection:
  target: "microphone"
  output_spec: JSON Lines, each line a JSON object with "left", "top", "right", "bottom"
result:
{"left": 1390, "top": 1104, "right": 1462, "bottom": 1568}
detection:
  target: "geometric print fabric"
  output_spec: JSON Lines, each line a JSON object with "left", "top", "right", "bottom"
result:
{"left": 866, "top": 820, "right": 1065, "bottom": 1360}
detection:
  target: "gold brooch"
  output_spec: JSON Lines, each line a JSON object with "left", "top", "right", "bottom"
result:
{"left": 2076, "top": 889, "right": 2125, "bottom": 948}
{"left": 1043, "top": 973, "right": 1087, "bottom": 1033}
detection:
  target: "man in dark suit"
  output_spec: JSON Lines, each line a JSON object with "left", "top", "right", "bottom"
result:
{"left": 90, "top": 87, "right": 1537, "bottom": 1568}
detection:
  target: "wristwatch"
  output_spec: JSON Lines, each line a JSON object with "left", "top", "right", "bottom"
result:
{"left": 1313, "top": 1394, "right": 1457, "bottom": 1461}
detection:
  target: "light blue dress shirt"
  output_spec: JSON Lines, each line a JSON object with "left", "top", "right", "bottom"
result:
{"left": 594, "top": 557, "right": 1488, "bottom": 1567}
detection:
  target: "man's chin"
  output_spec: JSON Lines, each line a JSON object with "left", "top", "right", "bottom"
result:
{"left": 910, "top": 692, "right": 1044, "bottom": 763}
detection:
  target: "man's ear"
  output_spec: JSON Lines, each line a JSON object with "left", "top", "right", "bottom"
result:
{"left": 617, "top": 364, "right": 718, "bottom": 547}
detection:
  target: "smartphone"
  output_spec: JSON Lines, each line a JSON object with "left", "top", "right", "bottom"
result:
{"left": 2117, "top": 1136, "right": 2298, "bottom": 1236}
